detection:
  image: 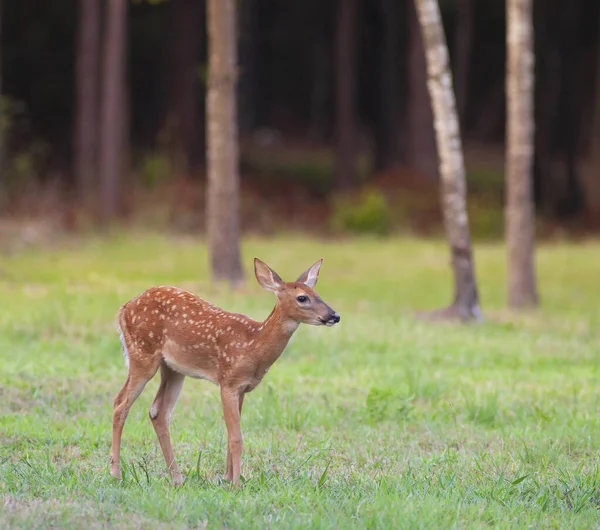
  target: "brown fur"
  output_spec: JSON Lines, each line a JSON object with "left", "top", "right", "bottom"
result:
{"left": 109, "top": 258, "right": 339, "bottom": 486}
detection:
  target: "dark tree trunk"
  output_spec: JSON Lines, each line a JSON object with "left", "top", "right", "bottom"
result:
{"left": 414, "top": 0, "right": 481, "bottom": 321}
{"left": 506, "top": 0, "right": 539, "bottom": 309}
{"left": 238, "top": 0, "right": 258, "bottom": 137}
{"left": 373, "top": 0, "right": 400, "bottom": 171}
{"left": 74, "top": 0, "right": 101, "bottom": 204}
{"left": 334, "top": 0, "right": 359, "bottom": 190}
{"left": 308, "top": 33, "right": 330, "bottom": 143}
{"left": 0, "top": 0, "right": 3, "bottom": 209}
{"left": 166, "top": 0, "right": 202, "bottom": 176}
{"left": 452, "top": 0, "right": 473, "bottom": 132}
{"left": 99, "top": 0, "right": 127, "bottom": 223}
{"left": 533, "top": 0, "right": 561, "bottom": 214}
{"left": 408, "top": 0, "right": 438, "bottom": 181}
{"left": 557, "top": 0, "right": 584, "bottom": 218}
{"left": 582, "top": 4, "right": 600, "bottom": 215}
{"left": 206, "top": 0, "right": 244, "bottom": 286}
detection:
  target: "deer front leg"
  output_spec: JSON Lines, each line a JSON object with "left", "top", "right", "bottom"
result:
{"left": 220, "top": 387, "right": 243, "bottom": 485}
{"left": 225, "top": 392, "right": 245, "bottom": 481}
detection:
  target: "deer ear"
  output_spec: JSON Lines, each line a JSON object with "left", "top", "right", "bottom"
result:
{"left": 296, "top": 259, "right": 323, "bottom": 288}
{"left": 254, "top": 258, "right": 285, "bottom": 292}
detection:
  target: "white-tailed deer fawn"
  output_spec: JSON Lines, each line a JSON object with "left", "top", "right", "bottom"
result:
{"left": 110, "top": 258, "right": 340, "bottom": 486}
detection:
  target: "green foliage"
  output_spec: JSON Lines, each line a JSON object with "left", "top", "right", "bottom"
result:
{"left": 139, "top": 152, "right": 172, "bottom": 188}
{"left": 1, "top": 235, "right": 600, "bottom": 528}
{"left": 468, "top": 199, "right": 505, "bottom": 240}
{"left": 330, "top": 188, "right": 390, "bottom": 235}
{"left": 467, "top": 168, "right": 505, "bottom": 196}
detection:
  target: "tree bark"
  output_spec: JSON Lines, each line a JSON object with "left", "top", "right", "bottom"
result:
{"left": 409, "top": 1, "right": 438, "bottom": 181}
{"left": 238, "top": 0, "right": 258, "bottom": 137}
{"left": 166, "top": 0, "right": 201, "bottom": 175}
{"left": 99, "top": 0, "right": 127, "bottom": 223}
{"left": 452, "top": 0, "right": 473, "bottom": 132}
{"left": 334, "top": 0, "right": 358, "bottom": 190}
{"left": 582, "top": 7, "right": 600, "bottom": 216}
{"left": 206, "top": 0, "right": 244, "bottom": 286}
{"left": 74, "top": 0, "right": 100, "bottom": 204}
{"left": 373, "top": 0, "right": 400, "bottom": 171}
{"left": 0, "top": 0, "right": 3, "bottom": 209}
{"left": 413, "top": 0, "right": 482, "bottom": 321}
{"left": 506, "top": 0, "right": 539, "bottom": 308}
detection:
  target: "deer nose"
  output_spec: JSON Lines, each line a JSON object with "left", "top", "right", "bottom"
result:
{"left": 331, "top": 312, "right": 340, "bottom": 324}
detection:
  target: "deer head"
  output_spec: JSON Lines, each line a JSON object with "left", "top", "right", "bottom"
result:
{"left": 254, "top": 258, "right": 341, "bottom": 327}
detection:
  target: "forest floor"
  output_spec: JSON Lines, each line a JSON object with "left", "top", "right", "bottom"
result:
{"left": 1, "top": 233, "right": 600, "bottom": 528}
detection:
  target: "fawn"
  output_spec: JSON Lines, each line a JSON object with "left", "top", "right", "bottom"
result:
{"left": 110, "top": 258, "right": 340, "bottom": 486}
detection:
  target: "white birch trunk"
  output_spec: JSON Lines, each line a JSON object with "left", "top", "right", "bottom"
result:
{"left": 413, "top": 0, "right": 481, "bottom": 320}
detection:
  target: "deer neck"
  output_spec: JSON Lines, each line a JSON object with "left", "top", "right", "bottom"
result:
{"left": 253, "top": 304, "right": 299, "bottom": 366}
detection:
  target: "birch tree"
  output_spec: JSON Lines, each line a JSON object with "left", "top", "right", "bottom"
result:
{"left": 506, "top": 0, "right": 538, "bottom": 308}
{"left": 206, "top": 0, "right": 244, "bottom": 285}
{"left": 413, "top": 0, "right": 482, "bottom": 321}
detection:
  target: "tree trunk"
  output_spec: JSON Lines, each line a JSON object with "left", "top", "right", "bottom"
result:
{"left": 452, "top": 0, "right": 473, "bottom": 132}
{"left": 206, "top": 0, "right": 244, "bottom": 286}
{"left": 582, "top": 7, "right": 600, "bottom": 216}
{"left": 0, "top": 0, "right": 4, "bottom": 210}
{"left": 413, "top": 0, "right": 482, "bottom": 321}
{"left": 373, "top": 0, "right": 400, "bottom": 171}
{"left": 532, "top": 0, "right": 561, "bottom": 215}
{"left": 334, "top": 0, "right": 358, "bottom": 190}
{"left": 74, "top": 0, "right": 100, "bottom": 204}
{"left": 166, "top": 0, "right": 201, "bottom": 176}
{"left": 506, "top": 0, "right": 539, "bottom": 308}
{"left": 308, "top": 34, "right": 330, "bottom": 144}
{"left": 99, "top": 0, "right": 127, "bottom": 223}
{"left": 238, "top": 0, "right": 258, "bottom": 137}
{"left": 408, "top": 1, "right": 438, "bottom": 181}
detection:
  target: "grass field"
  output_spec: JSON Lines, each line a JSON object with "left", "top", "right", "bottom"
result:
{"left": 1, "top": 233, "right": 600, "bottom": 529}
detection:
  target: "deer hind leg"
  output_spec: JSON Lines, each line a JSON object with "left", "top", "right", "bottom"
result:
{"left": 110, "top": 353, "right": 160, "bottom": 480}
{"left": 149, "top": 363, "right": 186, "bottom": 486}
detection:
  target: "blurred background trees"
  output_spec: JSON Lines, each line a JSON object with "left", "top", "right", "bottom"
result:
{"left": 0, "top": 0, "right": 599, "bottom": 284}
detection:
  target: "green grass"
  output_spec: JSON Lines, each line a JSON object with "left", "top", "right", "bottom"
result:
{"left": 1, "top": 233, "right": 600, "bottom": 529}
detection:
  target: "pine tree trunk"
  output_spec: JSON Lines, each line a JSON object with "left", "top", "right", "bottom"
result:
{"left": 74, "top": 0, "right": 100, "bottom": 204}
{"left": 206, "top": 0, "right": 244, "bottom": 286}
{"left": 413, "top": 0, "right": 482, "bottom": 321}
{"left": 99, "top": 0, "right": 127, "bottom": 223}
{"left": 334, "top": 0, "right": 358, "bottom": 190}
{"left": 506, "top": 0, "right": 539, "bottom": 308}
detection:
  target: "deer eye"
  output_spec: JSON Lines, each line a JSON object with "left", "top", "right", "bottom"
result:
{"left": 297, "top": 295, "right": 309, "bottom": 303}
